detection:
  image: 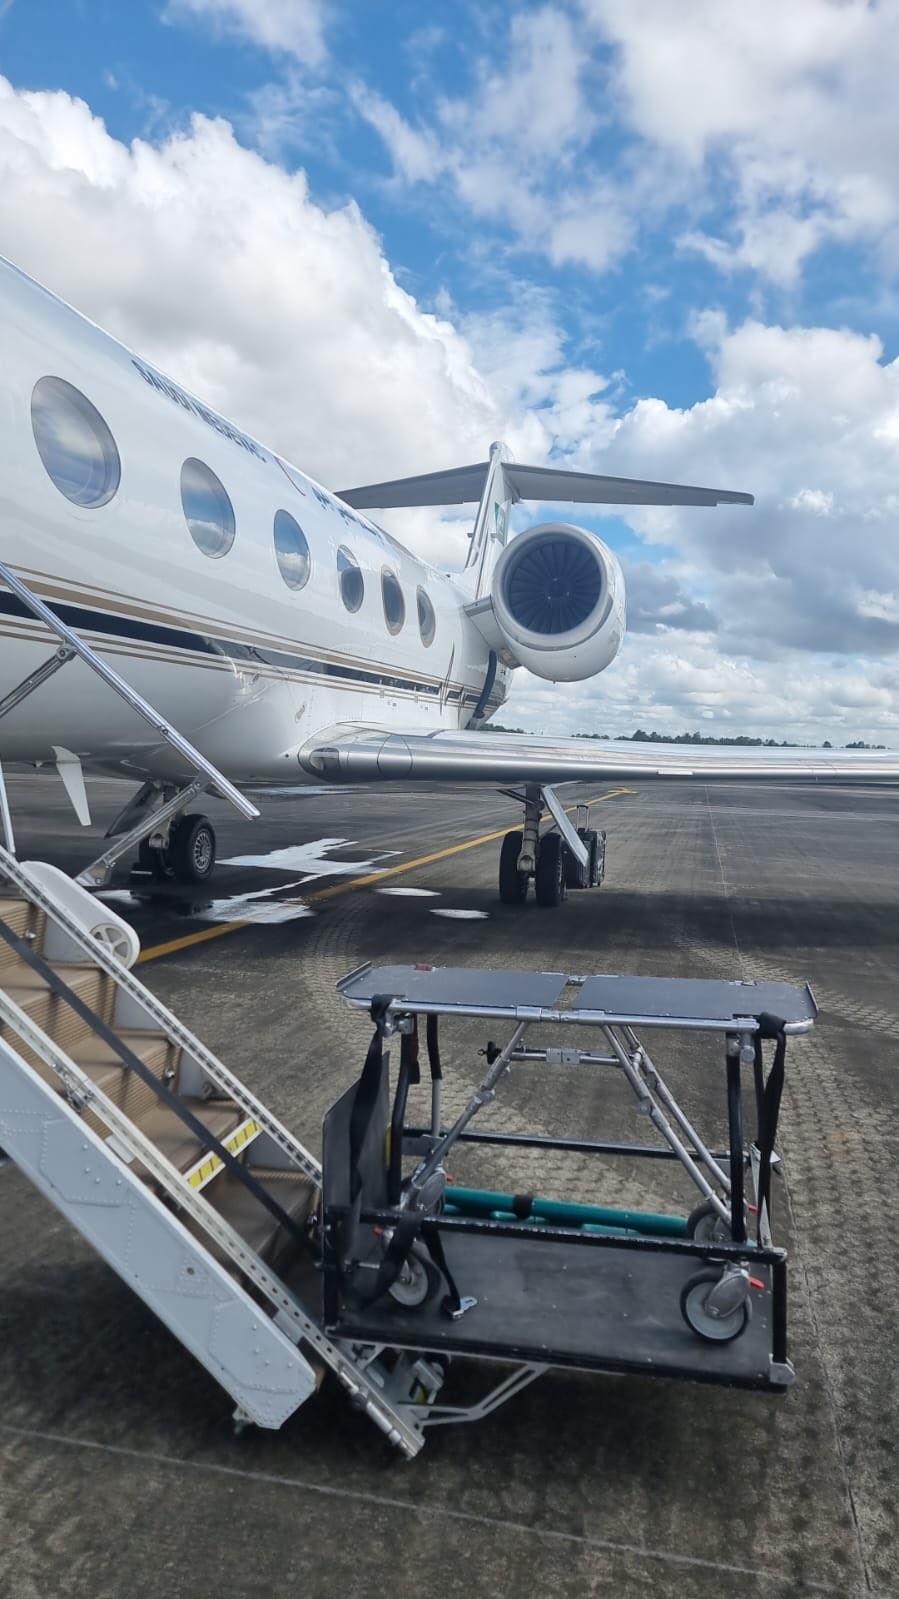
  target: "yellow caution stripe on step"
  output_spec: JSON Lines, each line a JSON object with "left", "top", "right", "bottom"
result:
{"left": 185, "top": 1118, "right": 262, "bottom": 1191}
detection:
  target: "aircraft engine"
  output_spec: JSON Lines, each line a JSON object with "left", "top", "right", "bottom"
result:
{"left": 489, "top": 523, "right": 626, "bottom": 682}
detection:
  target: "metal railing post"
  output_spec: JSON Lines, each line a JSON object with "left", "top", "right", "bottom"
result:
{"left": 0, "top": 759, "right": 16, "bottom": 855}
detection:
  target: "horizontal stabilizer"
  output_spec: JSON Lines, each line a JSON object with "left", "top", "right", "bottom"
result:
{"left": 501, "top": 463, "right": 753, "bottom": 509}
{"left": 337, "top": 461, "right": 490, "bottom": 509}
{"left": 336, "top": 456, "right": 753, "bottom": 511}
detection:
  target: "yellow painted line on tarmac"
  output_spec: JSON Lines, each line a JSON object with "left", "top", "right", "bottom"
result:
{"left": 138, "top": 786, "right": 637, "bottom": 964}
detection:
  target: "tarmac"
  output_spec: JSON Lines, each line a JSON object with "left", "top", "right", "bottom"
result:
{"left": 0, "top": 771, "right": 897, "bottom": 1598}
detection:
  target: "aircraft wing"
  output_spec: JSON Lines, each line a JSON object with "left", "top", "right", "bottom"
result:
{"left": 300, "top": 728, "right": 899, "bottom": 784}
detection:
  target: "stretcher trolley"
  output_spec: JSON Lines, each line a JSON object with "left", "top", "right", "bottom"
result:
{"left": 319, "top": 962, "right": 816, "bottom": 1441}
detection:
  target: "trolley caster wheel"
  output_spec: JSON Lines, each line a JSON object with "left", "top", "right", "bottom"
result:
{"left": 168, "top": 814, "right": 217, "bottom": 883}
{"left": 388, "top": 1247, "right": 441, "bottom": 1309}
{"left": 535, "top": 834, "right": 567, "bottom": 907}
{"left": 498, "top": 830, "right": 528, "bottom": 904}
{"left": 686, "top": 1199, "right": 733, "bottom": 1244}
{"left": 680, "top": 1268, "right": 751, "bottom": 1343}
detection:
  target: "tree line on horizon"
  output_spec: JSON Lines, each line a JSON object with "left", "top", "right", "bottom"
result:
{"left": 482, "top": 724, "right": 887, "bottom": 749}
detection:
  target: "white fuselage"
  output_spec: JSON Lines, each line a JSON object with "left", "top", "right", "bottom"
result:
{"left": 0, "top": 258, "right": 508, "bottom": 784}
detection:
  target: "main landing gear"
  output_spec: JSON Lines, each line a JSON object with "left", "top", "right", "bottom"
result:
{"left": 498, "top": 785, "right": 605, "bottom": 908}
{"left": 137, "top": 812, "right": 217, "bottom": 884}
{"left": 75, "top": 778, "right": 219, "bottom": 890}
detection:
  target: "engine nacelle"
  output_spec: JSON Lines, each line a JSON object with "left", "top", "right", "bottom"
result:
{"left": 490, "top": 522, "right": 626, "bottom": 682}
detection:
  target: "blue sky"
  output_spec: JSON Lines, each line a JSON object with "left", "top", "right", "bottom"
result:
{"left": 3, "top": 0, "right": 899, "bottom": 740}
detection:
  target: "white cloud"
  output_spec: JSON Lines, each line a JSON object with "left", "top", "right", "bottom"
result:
{"left": 2, "top": 73, "right": 899, "bottom": 741}
{"left": 788, "top": 488, "right": 834, "bottom": 517}
{"left": 351, "top": 87, "right": 446, "bottom": 184}
{"left": 0, "top": 75, "right": 524, "bottom": 499}
{"left": 354, "top": 6, "right": 638, "bottom": 271}
{"left": 580, "top": 316, "right": 899, "bottom": 670}
{"left": 587, "top": 0, "right": 899, "bottom": 282}
{"left": 166, "top": 0, "right": 328, "bottom": 65}
{"left": 505, "top": 633, "right": 899, "bottom": 745}
{"left": 352, "top": 0, "right": 899, "bottom": 287}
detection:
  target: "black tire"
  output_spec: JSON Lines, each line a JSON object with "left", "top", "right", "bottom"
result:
{"left": 680, "top": 1269, "right": 750, "bottom": 1343}
{"left": 168, "top": 814, "right": 217, "bottom": 883}
{"left": 388, "top": 1246, "right": 441, "bottom": 1309}
{"left": 535, "top": 833, "right": 567, "bottom": 907}
{"left": 686, "top": 1198, "right": 733, "bottom": 1243}
{"left": 499, "top": 830, "right": 528, "bottom": 904}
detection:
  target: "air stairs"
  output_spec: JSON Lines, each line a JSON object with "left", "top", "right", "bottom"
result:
{"left": 0, "top": 845, "right": 437, "bottom": 1456}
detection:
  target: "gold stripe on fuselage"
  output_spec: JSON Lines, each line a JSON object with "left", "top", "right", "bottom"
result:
{"left": 9, "top": 564, "right": 461, "bottom": 696}
{"left": 0, "top": 616, "right": 496, "bottom": 706}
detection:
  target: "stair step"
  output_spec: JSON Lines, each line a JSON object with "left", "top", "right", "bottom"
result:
{"left": 0, "top": 896, "right": 45, "bottom": 954}
{"left": 132, "top": 1098, "right": 243, "bottom": 1176}
{"left": 190, "top": 1169, "right": 319, "bottom": 1270}
{"left": 0, "top": 965, "right": 114, "bottom": 1074}
{"left": 69, "top": 1029, "right": 178, "bottom": 1129}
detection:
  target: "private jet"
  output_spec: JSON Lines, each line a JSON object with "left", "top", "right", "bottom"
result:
{"left": 2, "top": 255, "right": 896, "bottom": 906}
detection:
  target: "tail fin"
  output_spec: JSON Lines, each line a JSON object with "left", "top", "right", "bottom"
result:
{"left": 465, "top": 442, "right": 513, "bottom": 596}
{"left": 336, "top": 441, "right": 512, "bottom": 597}
{"left": 336, "top": 448, "right": 753, "bottom": 599}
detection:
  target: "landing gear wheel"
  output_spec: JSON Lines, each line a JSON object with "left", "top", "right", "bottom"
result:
{"left": 388, "top": 1247, "right": 441, "bottom": 1309}
{"left": 686, "top": 1199, "right": 733, "bottom": 1243}
{"left": 168, "top": 814, "right": 217, "bottom": 883}
{"left": 680, "top": 1269, "right": 751, "bottom": 1343}
{"left": 535, "top": 833, "right": 567, "bottom": 907}
{"left": 499, "top": 830, "right": 528, "bottom": 904}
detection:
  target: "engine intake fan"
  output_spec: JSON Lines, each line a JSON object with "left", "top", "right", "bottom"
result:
{"left": 490, "top": 522, "right": 626, "bottom": 682}
{"left": 502, "top": 531, "right": 604, "bottom": 635}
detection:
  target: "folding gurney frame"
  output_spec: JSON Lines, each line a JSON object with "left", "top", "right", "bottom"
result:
{"left": 320, "top": 963, "right": 816, "bottom": 1435}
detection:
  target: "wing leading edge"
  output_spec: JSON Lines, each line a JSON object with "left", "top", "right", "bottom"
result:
{"left": 301, "top": 728, "right": 899, "bottom": 784}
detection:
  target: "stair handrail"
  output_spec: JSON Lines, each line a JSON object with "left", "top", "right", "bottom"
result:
{"left": 0, "top": 882, "right": 424, "bottom": 1455}
{"left": 0, "top": 976, "right": 381, "bottom": 1415}
{"left": 0, "top": 974, "right": 294, "bottom": 1294}
{"left": 0, "top": 912, "right": 307, "bottom": 1242}
{"left": 0, "top": 842, "right": 321, "bottom": 1184}
{"left": 0, "top": 561, "right": 259, "bottom": 821}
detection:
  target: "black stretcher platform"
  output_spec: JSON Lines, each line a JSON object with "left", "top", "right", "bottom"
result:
{"left": 330, "top": 1229, "right": 782, "bottom": 1389}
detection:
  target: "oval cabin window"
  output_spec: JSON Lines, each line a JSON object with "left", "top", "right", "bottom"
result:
{"left": 416, "top": 586, "right": 436, "bottom": 647}
{"left": 274, "top": 509, "right": 311, "bottom": 590}
{"left": 381, "top": 568, "right": 405, "bottom": 635}
{"left": 31, "top": 376, "right": 121, "bottom": 509}
{"left": 337, "top": 545, "right": 364, "bottom": 613}
{"left": 180, "top": 458, "right": 236, "bottom": 559}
